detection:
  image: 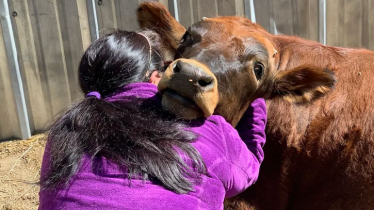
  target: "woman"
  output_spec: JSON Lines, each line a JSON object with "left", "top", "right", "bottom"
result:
{"left": 39, "top": 30, "right": 266, "bottom": 210}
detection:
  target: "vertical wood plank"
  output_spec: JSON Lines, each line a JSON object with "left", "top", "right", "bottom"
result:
{"left": 291, "top": 0, "right": 299, "bottom": 36}
{"left": 197, "top": 0, "right": 217, "bottom": 19}
{"left": 308, "top": 0, "right": 318, "bottom": 41}
{"left": 158, "top": 0, "right": 169, "bottom": 8}
{"left": 6, "top": 0, "right": 35, "bottom": 137}
{"left": 114, "top": 0, "right": 139, "bottom": 31}
{"left": 326, "top": 0, "right": 344, "bottom": 47}
{"left": 77, "top": 0, "right": 91, "bottom": 50}
{"left": 96, "top": 0, "right": 117, "bottom": 35}
{"left": 217, "top": 0, "right": 236, "bottom": 16}
{"left": 235, "top": 0, "right": 244, "bottom": 16}
{"left": 112, "top": 0, "right": 164, "bottom": 32}
{"left": 0, "top": 21, "right": 21, "bottom": 139}
{"left": 361, "top": 0, "right": 369, "bottom": 49}
{"left": 12, "top": 0, "right": 49, "bottom": 131}
{"left": 1, "top": 0, "right": 33, "bottom": 138}
{"left": 28, "top": 0, "right": 71, "bottom": 117}
{"left": 291, "top": 0, "right": 319, "bottom": 40}
{"left": 369, "top": 0, "right": 374, "bottom": 50}
{"left": 168, "top": 0, "right": 176, "bottom": 20}
{"left": 292, "top": 0, "right": 304, "bottom": 37}
{"left": 178, "top": 0, "right": 193, "bottom": 28}
{"left": 254, "top": 0, "right": 270, "bottom": 31}
{"left": 344, "top": 0, "right": 362, "bottom": 48}
{"left": 191, "top": 0, "right": 199, "bottom": 23}
{"left": 26, "top": 0, "right": 53, "bottom": 129}
{"left": 57, "top": 0, "right": 85, "bottom": 101}
{"left": 272, "top": 0, "right": 293, "bottom": 35}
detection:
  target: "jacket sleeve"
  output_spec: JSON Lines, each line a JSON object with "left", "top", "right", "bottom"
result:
{"left": 213, "top": 98, "right": 267, "bottom": 198}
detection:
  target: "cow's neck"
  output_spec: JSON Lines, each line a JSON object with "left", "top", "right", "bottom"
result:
{"left": 273, "top": 35, "right": 374, "bottom": 72}
{"left": 268, "top": 35, "right": 374, "bottom": 149}
{"left": 272, "top": 35, "right": 345, "bottom": 72}
{"left": 267, "top": 36, "right": 337, "bottom": 148}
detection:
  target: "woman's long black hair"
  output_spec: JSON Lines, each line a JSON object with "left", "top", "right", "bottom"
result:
{"left": 40, "top": 30, "right": 206, "bottom": 194}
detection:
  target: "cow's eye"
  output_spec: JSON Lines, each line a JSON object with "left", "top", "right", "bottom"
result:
{"left": 254, "top": 62, "right": 264, "bottom": 80}
{"left": 180, "top": 32, "right": 189, "bottom": 44}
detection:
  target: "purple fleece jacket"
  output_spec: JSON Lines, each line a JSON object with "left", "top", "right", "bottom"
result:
{"left": 39, "top": 83, "right": 266, "bottom": 210}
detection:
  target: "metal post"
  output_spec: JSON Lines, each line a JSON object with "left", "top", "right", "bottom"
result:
{"left": 0, "top": 0, "right": 31, "bottom": 139}
{"left": 86, "top": 0, "right": 99, "bottom": 41}
{"left": 270, "top": 18, "right": 281, "bottom": 35}
{"left": 249, "top": 0, "right": 256, "bottom": 23}
{"left": 319, "top": 0, "right": 326, "bottom": 45}
{"left": 173, "top": 0, "right": 179, "bottom": 22}
{"left": 244, "top": 0, "right": 256, "bottom": 23}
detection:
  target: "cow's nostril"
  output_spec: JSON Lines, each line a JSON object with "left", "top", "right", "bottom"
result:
{"left": 198, "top": 77, "right": 213, "bottom": 87}
{"left": 173, "top": 64, "right": 181, "bottom": 73}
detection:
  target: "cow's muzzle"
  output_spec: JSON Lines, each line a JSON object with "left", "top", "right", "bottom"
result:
{"left": 158, "top": 58, "right": 219, "bottom": 119}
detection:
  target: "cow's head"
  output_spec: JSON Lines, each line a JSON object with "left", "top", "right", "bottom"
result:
{"left": 138, "top": 2, "right": 336, "bottom": 126}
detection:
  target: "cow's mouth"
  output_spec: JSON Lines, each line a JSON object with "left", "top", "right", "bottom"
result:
{"left": 161, "top": 88, "right": 204, "bottom": 119}
{"left": 164, "top": 88, "right": 198, "bottom": 108}
{"left": 158, "top": 59, "right": 219, "bottom": 120}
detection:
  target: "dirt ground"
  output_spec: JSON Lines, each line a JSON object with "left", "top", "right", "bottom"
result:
{"left": 0, "top": 134, "right": 46, "bottom": 210}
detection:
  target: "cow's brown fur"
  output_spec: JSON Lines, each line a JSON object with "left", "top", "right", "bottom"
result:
{"left": 138, "top": 2, "right": 374, "bottom": 210}
{"left": 241, "top": 36, "right": 374, "bottom": 210}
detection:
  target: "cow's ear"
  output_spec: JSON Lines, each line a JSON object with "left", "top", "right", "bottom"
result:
{"left": 137, "top": 2, "right": 186, "bottom": 60}
{"left": 272, "top": 66, "right": 336, "bottom": 103}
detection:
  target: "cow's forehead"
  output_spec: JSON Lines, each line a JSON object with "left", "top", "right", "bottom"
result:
{"left": 189, "top": 17, "right": 271, "bottom": 45}
{"left": 187, "top": 19, "right": 271, "bottom": 60}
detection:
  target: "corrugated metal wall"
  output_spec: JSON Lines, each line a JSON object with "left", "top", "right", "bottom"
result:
{"left": 0, "top": 0, "right": 373, "bottom": 140}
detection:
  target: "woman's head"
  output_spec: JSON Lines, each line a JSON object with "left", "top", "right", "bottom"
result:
{"left": 79, "top": 30, "right": 165, "bottom": 97}
{"left": 42, "top": 29, "right": 206, "bottom": 194}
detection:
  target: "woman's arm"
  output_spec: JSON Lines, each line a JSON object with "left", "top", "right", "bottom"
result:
{"left": 213, "top": 98, "right": 267, "bottom": 198}
{"left": 235, "top": 98, "right": 267, "bottom": 164}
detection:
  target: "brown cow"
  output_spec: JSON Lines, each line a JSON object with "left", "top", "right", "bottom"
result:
{"left": 138, "top": 2, "right": 374, "bottom": 210}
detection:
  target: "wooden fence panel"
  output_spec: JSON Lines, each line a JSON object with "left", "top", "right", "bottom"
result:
{"left": 57, "top": 0, "right": 86, "bottom": 101}
{"left": 27, "top": 0, "right": 71, "bottom": 118}
{"left": 197, "top": 0, "right": 218, "bottom": 20}
{"left": 96, "top": 0, "right": 163, "bottom": 35}
{"left": 174, "top": 0, "right": 319, "bottom": 40}
{"left": 176, "top": 0, "right": 245, "bottom": 29}
{"left": 273, "top": 0, "right": 294, "bottom": 35}
{"left": 0, "top": 0, "right": 174, "bottom": 140}
{"left": 294, "top": 0, "right": 318, "bottom": 41}
{"left": 362, "top": 0, "right": 369, "bottom": 48}
{"left": 115, "top": 0, "right": 141, "bottom": 31}
{"left": 344, "top": 0, "right": 363, "bottom": 48}
{"left": 254, "top": 0, "right": 319, "bottom": 41}
{"left": 10, "top": 0, "right": 45, "bottom": 132}
{"left": 97, "top": 0, "right": 118, "bottom": 34}
{"left": 253, "top": 0, "right": 271, "bottom": 31}
{"left": 370, "top": 0, "right": 374, "bottom": 50}
{"left": 219, "top": 0, "right": 245, "bottom": 16}
{"left": 0, "top": 21, "right": 22, "bottom": 140}
{"left": 178, "top": 0, "right": 195, "bottom": 27}
{"left": 326, "top": 0, "right": 344, "bottom": 47}
{"left": 6, "top": 0, "right": 88, "bottom": 136}
{"left": 327, "top": 0, "right": 374, "bottom": 50}
{"left": 1, "top": 0, "right": 374, "bottom": 140}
